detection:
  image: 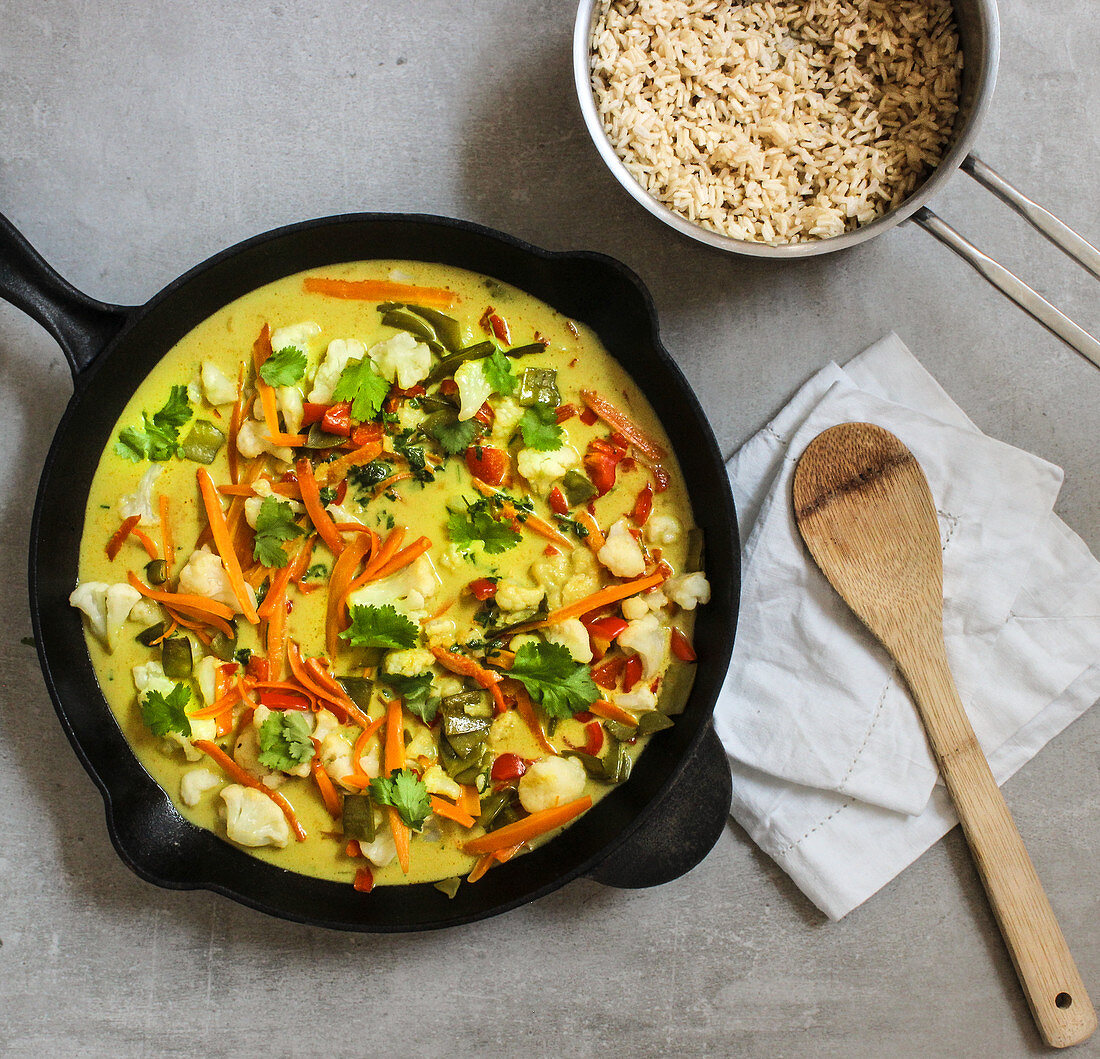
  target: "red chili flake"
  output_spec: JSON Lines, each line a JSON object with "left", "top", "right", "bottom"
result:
{"left": 544, "top": 545, "right": 560, "bottom": 556}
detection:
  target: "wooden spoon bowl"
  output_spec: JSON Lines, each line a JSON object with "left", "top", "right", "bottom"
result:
{"left": 793, "top": 422, "right": 1095, "bottom": 1049}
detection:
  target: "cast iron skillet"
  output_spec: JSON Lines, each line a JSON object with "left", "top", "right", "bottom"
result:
{"left": 4, "top": 211, "right": 739, "bottom": 931}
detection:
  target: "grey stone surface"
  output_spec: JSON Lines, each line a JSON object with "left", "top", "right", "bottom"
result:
{"left": 0, "top": 1, "right": 1096, "bottom": 1055}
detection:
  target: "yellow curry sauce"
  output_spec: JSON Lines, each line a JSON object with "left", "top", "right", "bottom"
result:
{"left": 74, "top": 260, "right": 709, "bottom": 892}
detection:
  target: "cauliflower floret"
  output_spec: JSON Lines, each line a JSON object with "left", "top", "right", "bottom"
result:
{"left": 194, "top": 654, "right": 220, "bottom": 706}
{"left": 518, "top": 756, "right": 587, "bottom": 814}
{"left": 614, "top": 687, "right": 658, "bottom": 713}
{"left": 244, "top": 493, "right": 304, "bottom": 529}
{"left": 220, "top": 785, "right": 290, "bottom": 848}
{"left": 561, "top": 548, "right": 601, "bottom": 607}
{"left": 270, "top": 320, "right": 321, "bottom": 355}
{"left": 423, "top": 617, "right": 457, "bottom": 647}
{"left": 621, "top": 589, "right": 667, "bottom": 621}
{"left": 200, "top": 361, "right": 236, "bottom": 406}
{"left": 453, "top": 360, "right": 494, "bottom": 421}
{"left": 490, "top": 397, "right": 525, "bottom": 446}
{"left": 132, "top": 659, "right": 177, "bottom": 698}
{"left": 128, "top": 598, "right": 163, "bottom": 627}
{"left": 308, "top": 338, "right": 366, "bottom": 403}
{"left": 118, "top": 465, "right": 163, "bottom": 524}
{"left": 359, "top": 824, "right": 397, "bottom": 868}
{"left": 663, "top": 572, "right": 711, "bottom": 611}
{"left": 618, "top": 613, "right": 670, "bottom": 679}
{"left": 394, "top": 400, "right": 426, "bottom": 432}
{"left": 235, "top": 417, "right": 294, "bottom": 463}
{"left": 597, "top": 519, "right": 646, "bottom": 579}
{"left": 180, "top": 767, "right": 221, "bottom": 807}
{"left": 644, "top": 514, "right": 681, "bottom": 546}
{"left": 348, "top": 553, "right": 441, "bottom": 621}
{"left": 70, "top": 582, "right": 142, "bottom": 650}
{"left": 422, "top": 764, "right": 462, "bottom": 801}
{"left": 178, "top": 547, "right": 256, "bottom": 615}
{"left": 495, "top": 580, "right": 546, "bottom": 613}
{"left": 517, "top": 445, "right": 579, "bottom": 495}
{"left": 368, "top": 331, "right": 432, "bottom": 390}
{"left": 277, "top": 385, "right": 305, "bottom": 436}
{"left": 319, "top": 730, "right": 381, "bottom": 792}
{"left": 325, "top": 502, "right": 365, "bottom": 528}
{"left": 544, "top": 618, "right": 593, "bottom": 663}
{"left": 405, "top": 723, "right": 438, "bottom": 763}
{"left": 312, "top": 708, "right": 341, "bottom": 743}
{"left": 383, "top": 648, "right": 437, "bottom": 677}
{"left": 530, "top": 549, "right": 571, "bottom": 608}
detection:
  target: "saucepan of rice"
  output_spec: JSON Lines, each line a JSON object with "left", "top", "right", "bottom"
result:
{"left": 573, "top": 0, "right": 1100, "bottom": 367}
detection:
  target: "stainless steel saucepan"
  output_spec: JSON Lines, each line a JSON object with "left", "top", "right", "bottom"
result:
{"left": 574, "top": 0, "right": 1100, "bottom": 369}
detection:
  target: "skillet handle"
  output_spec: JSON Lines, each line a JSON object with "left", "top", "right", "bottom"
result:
{"left": 0, "top": 212, "right": 132, "bottom": 379}
{"left": 590, "top": 724, "right": 731, "bottom": 889}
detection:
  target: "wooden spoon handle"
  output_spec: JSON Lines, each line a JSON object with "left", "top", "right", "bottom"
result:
{"left": 897, "top": 634, "right": 1096, "bottom": 1048}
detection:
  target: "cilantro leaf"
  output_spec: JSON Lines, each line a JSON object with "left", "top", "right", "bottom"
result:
{"left": 341, "top": 604, "right": 419, "bottom": 650}
{"left": 252, "top": 496, "right": 305, "bottom": 568}
{"left": 332, "top": 358, "right": 390, "bottom": 421}
{"left": 258, "top": 710, "right": 314, "bottom": 771}
{"left": 260, "top": 345, "right": 307, "bottom": 386}
{"left": 369, "top": 768, "right": 432, "bottom": 831}
{"left": 508, "top": 639, "right": 599, "bottom": 719}
{"left": 114, "top": 386, "right": 194, "bottom": 462}
{"left": 519, "top": 405, "right": 563, "bottom": 451}
{"left": 141, "top": 683, "right": 192, "bottom": 737}
{"left": 393, "top": 430, "right": 434, "bottom": 482}
{"left": 382, "top": 672, "right": 437, "bottom": 724}
{"left": 448, "top": 508, "right": 520, "bottom": 555}
{"left": 422, "top": 411, "right": 484, "bottom": 456}
{"left": 482, "top": 349, "right": 517, "bottom": 397}
{"left": 348, "top": 459, "right": 394, "bottom": 498}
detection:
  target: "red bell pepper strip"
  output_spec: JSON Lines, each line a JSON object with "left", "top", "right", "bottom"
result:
{"left": 465, "top": 445, "right": 510, "bottom": 487}
{"left": 670, "top": 627, "right": 697, "bottom": 662}
{"left": 490, "top": 753, "right": 528, "bottom": 787}
{"left": 548, "top": 486, "right": 569, "bottom": 516}
{"left": 622, "top": 655, "right": 643, "bottom": 692}
{"left": 468, "top": 578, "right": 498, "bottom": 602}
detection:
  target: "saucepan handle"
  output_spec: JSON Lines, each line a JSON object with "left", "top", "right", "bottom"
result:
{"left": 912, "top": 155, "right": 1100, "bottom": 371}
{"left": 590, "top": 723, "right": 731, "bottom": 889}
{"left": 0, "top": 211, "right": 133, "bottom": 380}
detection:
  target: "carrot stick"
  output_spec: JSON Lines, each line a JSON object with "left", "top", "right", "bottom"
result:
{"left": 589, "top": 699, "right": 639, "bottom": 727}
{"left": 544, "top": 568, "right": 668, "bottom": 626}
{"left": 326, "top": 530, "right": 374, "bottom": 657}
{"left": 383, "top": 698, "right": 404, "bottom": 775}
{"left": 192, "top": 739, "right": 307, "bottom": 842}
{"left": 158, "top": 494, "right": 174, "bottom": 571}
{"left": 132, "top": 528, "right": 160, "bottom": 560}
{"left": 163, "top": 603, "right": 233, "bottom": 639}
{"left": 303, "top": 276, "right": 456, "bottom": 308}
{"left": 493, "top": 842, "right": 523, "bottom": 864}
{"left": 466, "top": 853, "right": 496, "bottom": 883}
{"left": 353, "top": 526, "right": 406, "bottom": 586}
{"left": 296, "top": 458, "right": 344, "bottom": 555}
{"left": 430, "top": 796, "right": 476, "bottom": 829}
{"left": 459, "top": 784, "right": 481, "bottom": 818}
{"left": 196, "top": 468, "right": 260, "bottom": 623}
{"left": 463, "top": 797, "right": 592, "bottom": 856}
{"left": 430, "top": 647, "right": 507, "bottom": 713}
{"left": 368, "top": 536, "right": 431, "bottom": 583}
{"left": 258, "top": 380, "right": 307, "bottom": 447}
{"left": 346, "top": 715, "right": 385, "bottom": 785}
{"left": 388, "top": 806, "right": 411, "bottom": 874}
{"left": 580, "top": 390, "right": 668, "bottom": 463}
{"left": 126, "top": 571, "right": 236, "bottom": 620}
{"left": 574, "top": 509, "right": 605, "bottom": 551}
{"left": 106, "top": 515, "right": 141, "bottom": 560}
{"left": 512, "top": 684, "right": 557, "bottom": 756}
{"left": 310, "top": 741, "right": 343, "bottom": 819}
{"left": 317, "top": 439, "right": 384, "bottom": 486}
{"left": 265, "top": 596, "right": 288, "bottom": 680}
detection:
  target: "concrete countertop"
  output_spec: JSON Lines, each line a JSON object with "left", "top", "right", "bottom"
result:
{"left": 1, "top": 2, "right": 1096, "bottom": 1055}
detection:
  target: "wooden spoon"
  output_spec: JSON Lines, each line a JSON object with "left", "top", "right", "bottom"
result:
{"left": 792, "top": 421, "right": 1096, "bottom": 1049}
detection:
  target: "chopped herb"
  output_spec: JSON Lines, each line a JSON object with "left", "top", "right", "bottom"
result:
{"left": 519, "top": 405, "right": 562, "bottom": 451}
{"left": 302, "top": 563, "right": 329, "bottom": 583}
{"left": 554, "top": 514, "right": 590, "bottom": 539}
{"left": 257, "top": 710, "right": 314, "bottom": 771}
{"left": 382, "top": 672, "right": 437, "bottom": 724}
{"left": 448, "top": 507, "right": 520, "bottom": 555}
{"left": 115, "top": 385, "right": 193, "bottom": 462}
{"left": 376, "top": 509, "right": 396, "bottom": 530}
{"left": 234, "top": 648, "right": 253, "bottom": 665}
{"left": 482, "top": 349, "right": 517, "bottom": 396}
{"left": 332, "top": 358, "right": 390, "bottom": 421}
{"left": 318, "top": 486, "right": 338, "bottom": 505}
{"left": 393, "top": 430, "right": 435, "bottom": 482}
{"left": 508, "top": 640, "right": 599, "bottom": 719}
{"left": 259, "top": 345, "right": 307, "bottom": 386}
{"left": 369, "top": 768, "right": 432, "bottom": 831}
{"left": 252, "top": 496, "right": 305, "bottom": 568}
{"left": 341, "top": 604, "right": 419, "bottom": 650}
{"left": 348, "top": 459, "right": 394, "bottom": 497}
{"left": 141, "top": 683, "right": 192, "bottom": 737}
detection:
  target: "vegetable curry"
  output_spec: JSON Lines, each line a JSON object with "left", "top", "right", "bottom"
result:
{"left": 73, "top": 260, "right": 711, "bottom": 895}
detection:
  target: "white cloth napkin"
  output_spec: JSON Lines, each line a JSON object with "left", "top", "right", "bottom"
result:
{"left": 714, "top": 334, "right": 1100, "bottom": 920}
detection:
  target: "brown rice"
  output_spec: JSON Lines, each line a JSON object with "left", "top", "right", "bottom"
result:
{"left": 590, "top": 0, "right": 963, "bottom": 243}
